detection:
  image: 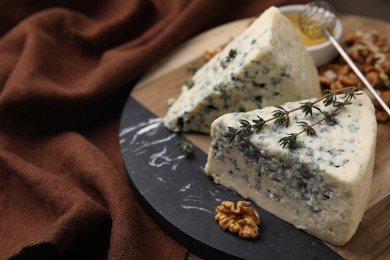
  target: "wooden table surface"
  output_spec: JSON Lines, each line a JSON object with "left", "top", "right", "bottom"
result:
{"left": 132, "top": 13, "right": 390, "bottom": 259}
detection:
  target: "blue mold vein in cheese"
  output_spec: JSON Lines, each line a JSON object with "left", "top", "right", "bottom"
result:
{"left": 205, "top": 93, "right": 377, "bottom": 246}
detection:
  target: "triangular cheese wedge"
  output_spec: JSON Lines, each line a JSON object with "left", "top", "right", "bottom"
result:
{"left": 163, "top": 6, "right": 321, "bottom": 133}
{"left": 205, "top": 92, "right": 377, "bottom": 245}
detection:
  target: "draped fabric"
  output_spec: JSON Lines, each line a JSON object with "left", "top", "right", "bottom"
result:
{"left": 0, "top": 1, "right": 308, "bottom": 259}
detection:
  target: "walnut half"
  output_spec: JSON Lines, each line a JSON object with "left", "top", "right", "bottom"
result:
{"left": 215, "top": 201, "right": 261, "bottom": 239}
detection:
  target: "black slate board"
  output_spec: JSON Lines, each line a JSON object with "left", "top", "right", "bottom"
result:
{"left": 119, "top": 97, "right": 343, "bottom": 260}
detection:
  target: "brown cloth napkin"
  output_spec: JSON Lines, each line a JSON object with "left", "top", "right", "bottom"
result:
{"left": 0, "top": 0, "right": 308, "bottom": 259}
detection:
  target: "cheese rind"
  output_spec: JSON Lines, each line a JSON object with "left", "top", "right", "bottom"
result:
{"left": 205, "top": 93, "right": 377, "bottom": 245}
{"left": 163, "top": 6, "right": 321, "bottom": 133}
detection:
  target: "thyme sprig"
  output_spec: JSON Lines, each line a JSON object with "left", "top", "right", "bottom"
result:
{"left": 223, "top": 86, "right": 362, "bottom": 149}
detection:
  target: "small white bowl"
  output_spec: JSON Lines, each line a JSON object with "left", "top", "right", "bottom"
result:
{"left": 279, "top": 4, "right": 343, "bottom": 67}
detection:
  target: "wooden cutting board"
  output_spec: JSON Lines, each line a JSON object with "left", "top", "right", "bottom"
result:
{"left": 131, "top": 14, "right": 390, "bottom": 259}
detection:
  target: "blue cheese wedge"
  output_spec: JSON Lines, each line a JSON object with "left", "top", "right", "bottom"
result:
{"left": 205, "top": 92, "right": 377, "bottom": 246}
{"left": 163, "top": 6, "right": 321, "bottom": 133}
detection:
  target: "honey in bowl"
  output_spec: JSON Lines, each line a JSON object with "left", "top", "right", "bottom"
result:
{"left": 286, "top": 14, "right": 330, "bottom": 46}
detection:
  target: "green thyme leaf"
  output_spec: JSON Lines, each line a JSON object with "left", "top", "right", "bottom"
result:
{"left": 300, "top": 102, "right": 321, "bottom": 117}
{"left": 272, "top": 108, "right": 290, "bottom": 128}
{"left": 298, "top": 121, "right": 317, "bottom": 136}
{"left": 279, "top": 133, "right": 298, "bottom": 149}
{"left": 238, "top": 119, "right": 252, "bottom": 139}
{"left": 252, "top": 116, "right": 266, "bottom": 132}
{"left": 322, "top": 111, "right": 337, "bottom": 126}
{"left": 178, "top": 140, "right": 194, "bottom": 158}
{"left": 223, "top": 127, "right": 239, "bottom": 143}
{"left": 323, "top": 92, "right": 336, "bottom": 107}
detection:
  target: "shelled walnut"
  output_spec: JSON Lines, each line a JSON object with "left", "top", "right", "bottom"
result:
{"left": 215, "top": 201, "right": 260, "bottom": 239}
{"left": 318, "top": 30, "right": 390, "bottom": 122}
